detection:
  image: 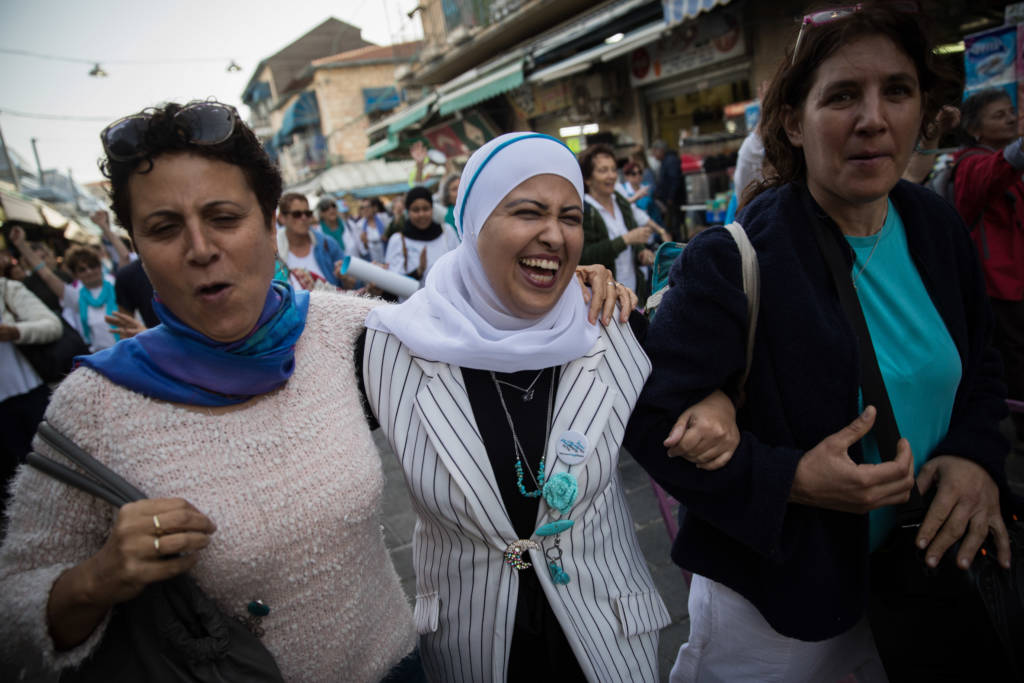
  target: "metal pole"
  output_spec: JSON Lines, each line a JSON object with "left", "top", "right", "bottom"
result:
{"left": 31, "top": 137, "right": 45, "bottom": 185}
{"left": 0, "top": 115, "right": 22, "bottom": 191}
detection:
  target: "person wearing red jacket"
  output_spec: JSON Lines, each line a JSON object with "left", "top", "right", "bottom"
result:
{"left": 954, "top": 88, "right": 1024, "bottom": 444}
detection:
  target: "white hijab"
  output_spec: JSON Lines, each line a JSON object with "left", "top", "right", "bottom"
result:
{"left": 365, "top": 132, "right": 599, "bottom": 372}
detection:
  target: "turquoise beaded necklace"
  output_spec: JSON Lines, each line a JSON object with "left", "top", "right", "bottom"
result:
{"left": 490, "top": 368, "right": 554, "bottom": 498}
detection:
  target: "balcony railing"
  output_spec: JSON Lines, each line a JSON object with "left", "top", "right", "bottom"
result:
{"left": 442, "top": 0, "right": 527, "bottom": 33}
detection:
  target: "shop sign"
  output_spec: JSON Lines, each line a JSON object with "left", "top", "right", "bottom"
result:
{"left": 507, "top": 81, "right": 572, "bottom": 119}
{"left": 964, "top": 25, "right": 1017, "bottom": 108}
{"left": 629, "top": 7, "right": 744, "bottom": 87}
{"left": 422, "top": 113, "right": 498, "bottom": 159}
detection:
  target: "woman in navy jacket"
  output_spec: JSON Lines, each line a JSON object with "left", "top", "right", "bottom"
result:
{"left": 625, "top": 4, "right": 1011, "bottom": 682}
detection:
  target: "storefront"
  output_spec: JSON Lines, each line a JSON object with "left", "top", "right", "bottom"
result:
{"left": 631, "top": 3, "right": 750, "bottom": 148}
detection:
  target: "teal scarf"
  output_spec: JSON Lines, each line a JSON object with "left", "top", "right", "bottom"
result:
{"left": 78, "top": 280, "right": 118, "bottom": 346}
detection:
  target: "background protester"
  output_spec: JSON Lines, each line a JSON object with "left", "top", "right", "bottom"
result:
{"left": 651, "top": 139, "right": 683, "bottom": 239}
{"left": 315, "top": 196, "right": 347, "bottom": 250}
{"left": 385, "top": 193, "right": 406, "bottom": 240}
{"left": 0, "top": 101, "right": 420, "bottom": 681}
{"left": 578, "top": 143, "right": 667, "bottom": 307}
{"left": 953, "top": 87, "right": 1024, "bottom": 448}
{"left": 10, "top": 227, "right": 118, "bottom": 353}
{"left": 348, "top": 196, "right": 387, "bottom": 263}
{"left": 627, "top": 4, "right": 1012, "bottom": 681}
{"left": 437, "top": 173, "right": 460, "bottom": 231}
{"left": 383, "top": 186, "right": 458, "bottom": 292}
{"left": 275, "top": 192, "right": 352, "bottom": 290}
{"left": 616, "top": 161, "right": 654, "bottom": 214}
{"left": 0, "top": 274, "right": 61, "bottom": 514}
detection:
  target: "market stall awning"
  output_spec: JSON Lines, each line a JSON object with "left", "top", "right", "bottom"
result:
{"left": 662, "top": 0, "right": 732, "bottom": 24}
{"left": 278, "top": 91, "right": 320, "bottom": 139}
{"left": 365, "top": 94, "right": 438, "bottom": 140}
{"left": 437, "top": 61, "right": 524, "bottom": 116}
{"left": 286, "top": 159, "right": 424, "bottom": 196}
{"left": 528, "top": 21, "right": 669, "bottom": 84}
{"left": 365, "top": 133, "right": 400, "bottom": 160}
{"left": 363, "top": 86, "right": 401, "bottom": 114}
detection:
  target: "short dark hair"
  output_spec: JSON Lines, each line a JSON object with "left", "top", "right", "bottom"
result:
{"left": 960, "top": 88, "right": 1013, "bottom": 142}
{"left": 279, "top": 192, "right": 307, "bottom": 214}
{"left": 101, "top": 101, "right": 282, "bottom": 235}
{"left": 751, "top": 2, "right": 955, "bottom": 204}
{"left": 577, "top": 143, "right": 617, "bottom": 188}
{"left": 64, "top": 246, "right": 101, "bottom": 274}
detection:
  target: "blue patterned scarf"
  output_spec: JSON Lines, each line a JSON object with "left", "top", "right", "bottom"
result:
{"left": 76, "top": 281, "right": 309, "bottom": 406}
{"left": 78, "top": 280, "right": 119, "bottom": 346}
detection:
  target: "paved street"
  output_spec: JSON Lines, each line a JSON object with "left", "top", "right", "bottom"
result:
{"left": 373, "top": 430, "right": 688, "bottom": 682}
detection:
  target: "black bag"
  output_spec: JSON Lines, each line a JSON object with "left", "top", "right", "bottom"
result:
{"left": 1, "top": 279, "right": 89, "bottom": 384}
{"left": 26, "top": 422, "right": 284, "bottom": 683}
{"left": 17, "top": 316, "right": 90, "bottom": 384}
{"left": 808, "top": 198, "right": 1024, "bottom": 681}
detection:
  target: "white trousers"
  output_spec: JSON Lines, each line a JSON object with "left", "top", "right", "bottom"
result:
{"left": 670, "top": 574, "right": 889, "bottom": 683}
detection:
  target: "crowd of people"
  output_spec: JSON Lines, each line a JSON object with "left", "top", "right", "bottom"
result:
{"left": 0, "top": 2, "right": 1022, "bottom": 682}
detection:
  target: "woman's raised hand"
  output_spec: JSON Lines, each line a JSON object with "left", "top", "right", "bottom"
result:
{"left": 104, "top": 311, "right": 146, "bottom": 339}
{"left": 575, "top": 264, "right": 637, "bottom": 325}
{"left": 623, "top": 226, "right": 653, "bottom": 246}
{"left": 663, "top": 390, "right": 739, "bottom": 470}
{"left": 789, "top": 407, "right": 915, "bottom": 514}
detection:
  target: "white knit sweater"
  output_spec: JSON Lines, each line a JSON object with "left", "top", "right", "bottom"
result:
{"left": 0, "top": 291, "right": 415, "bottom": 682}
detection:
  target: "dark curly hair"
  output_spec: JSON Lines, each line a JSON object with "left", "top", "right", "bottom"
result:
{"left": 577, "top": 143, "right": 617, "bottom": 193}
{"left": 747, "top": 1, "right": 957, "bottom": 206}
{"left": 100, "top": 101, "right": 282, "bottom": 235}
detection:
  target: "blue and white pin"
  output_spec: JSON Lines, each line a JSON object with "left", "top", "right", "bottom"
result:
{"left": 556, "top": 430, "right": 589, "bottom": 466}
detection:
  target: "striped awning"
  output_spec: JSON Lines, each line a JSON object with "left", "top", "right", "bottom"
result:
{"left": 662, "top": 0, "right": 732, "bottom": 24}
{"left": 365, "top": 133, "right": 400, "bottom": 160}
{"left": 437, "top": 61, "right": 524, "bottom": 116}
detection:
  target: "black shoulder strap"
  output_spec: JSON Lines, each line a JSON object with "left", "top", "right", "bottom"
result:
{"left": 807, "top": 205, "right": 926, "bottom": 519}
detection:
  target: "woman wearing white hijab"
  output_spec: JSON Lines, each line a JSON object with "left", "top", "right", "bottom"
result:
{"left": 363, "top": 133, "right": 737, "bottom": 682}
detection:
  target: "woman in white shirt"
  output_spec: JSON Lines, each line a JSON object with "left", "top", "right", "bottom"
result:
{"left": 578, "top": 144, "right": 668, "bottom": 306}
{"left": 10, "top": 227, "right": 118, "bottom": 353}
{"left": 0, "top": 272, "right": 61, "bottom": 510}
{"left": 384, "top": 186, "right": 459, "bottom": 292}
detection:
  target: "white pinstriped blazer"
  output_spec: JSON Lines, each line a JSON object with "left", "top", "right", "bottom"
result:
{"left": 364, "top": 318, "right": 671, "bottom": 682}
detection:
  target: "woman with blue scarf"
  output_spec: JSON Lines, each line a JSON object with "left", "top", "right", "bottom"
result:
{"left": 9, "top": 234, "right": 119, "bottom": 353}
{"left": 0, "top": 102, "right": 423, "bottom": 682}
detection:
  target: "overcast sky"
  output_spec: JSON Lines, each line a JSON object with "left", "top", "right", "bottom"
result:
{"left": 0, "top": 0, "right": 424, "bottom": 184}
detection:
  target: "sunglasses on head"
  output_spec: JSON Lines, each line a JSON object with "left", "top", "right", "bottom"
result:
{"left": 101, "top": 101, "right": 239, "bottom": 162}
{"left": 791, "top": 1, "right": 919, "bottom": 65}
{"left": 287, "top": 210, "right": 314, "bottom": 219}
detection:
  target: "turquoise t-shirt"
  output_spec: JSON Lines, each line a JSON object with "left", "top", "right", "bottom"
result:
{"left": 846, "top": 200, "right": 962, "bottom": 550}
{"left": 318, "top": 219, "right": 347, "bottom": 253}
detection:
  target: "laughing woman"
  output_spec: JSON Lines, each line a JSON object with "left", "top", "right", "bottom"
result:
{"left": 363, "top": 133, "right": 738, "bottom": 682}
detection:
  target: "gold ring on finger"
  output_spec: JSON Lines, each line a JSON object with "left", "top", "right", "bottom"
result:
{"left": 154, "top": 537, "right": 161, "bottom": 555}
{"left": 153, "top": 515, "right": 162, "bottom": 534}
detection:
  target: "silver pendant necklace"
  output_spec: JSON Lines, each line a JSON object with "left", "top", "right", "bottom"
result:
{"left": 492, "top": 368, "right": 546, "bottom": 402}
{"left": 491, "top": 368, "right": 555, "bottom": 497}
{"left": 851, "top": 232, "right": 882, "bottom": 290}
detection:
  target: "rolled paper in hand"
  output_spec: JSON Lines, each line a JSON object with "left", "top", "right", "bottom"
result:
{"left": 341, "top": 256, "right": 419, "bottom": 299}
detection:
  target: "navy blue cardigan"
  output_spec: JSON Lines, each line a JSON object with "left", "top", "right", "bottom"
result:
{"left": 624, "top": 180, "right": 1009, "bottom": 641}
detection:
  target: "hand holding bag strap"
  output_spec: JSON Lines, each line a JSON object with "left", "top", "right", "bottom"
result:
{"left": 34, "top": 421, "right": 146, "bottom": 503}
{"left": 807, "top": 209, "right": 927, "bottom": 521}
